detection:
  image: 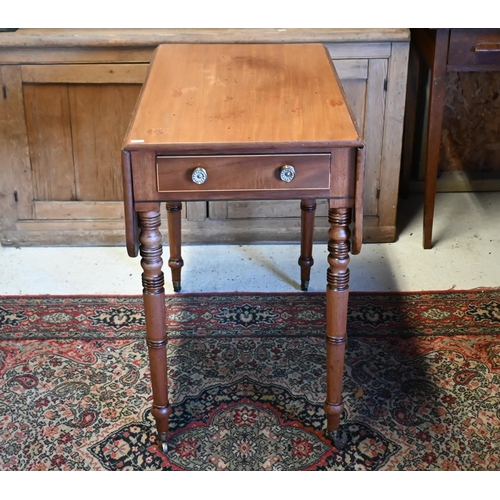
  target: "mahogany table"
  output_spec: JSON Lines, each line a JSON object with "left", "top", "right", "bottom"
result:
{"left": 122, "top": 43, "right": 365, "bottom": 453}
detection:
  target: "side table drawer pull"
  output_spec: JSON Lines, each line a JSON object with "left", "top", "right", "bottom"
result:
{"left": 279, "top": 164, "right": 296, "bottom": 182}
{"left": 474, "top": 43, "right": 500, "bottom": 53}
{"left": 192, "top": 167, "right": 208, "bottom": 184}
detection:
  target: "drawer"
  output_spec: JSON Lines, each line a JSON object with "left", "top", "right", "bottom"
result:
{"left": 156, "top": 154, "right": 331, "bottom": 194}
{"left": 448, "top": 29, "right": 500, "bottom": 69}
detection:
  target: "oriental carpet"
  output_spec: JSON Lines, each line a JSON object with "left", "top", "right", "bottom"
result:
{"left": 0, "top": 291, "right": 499, "bottom": 470}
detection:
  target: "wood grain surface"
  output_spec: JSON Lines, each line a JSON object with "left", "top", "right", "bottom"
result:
{"left": 0, "top": 28, "right": 410, "bottom": 48}
{"left": 124, "top": 44, "right": 361, "bottom": 151}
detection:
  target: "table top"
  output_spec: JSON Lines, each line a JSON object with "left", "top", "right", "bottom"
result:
{"left": 123, "top": 43, "right": 361, "bottom": 153}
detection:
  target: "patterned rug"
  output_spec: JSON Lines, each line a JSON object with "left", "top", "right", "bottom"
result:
{"left": 1, "top": 291, "right": 499, "bottom": 470}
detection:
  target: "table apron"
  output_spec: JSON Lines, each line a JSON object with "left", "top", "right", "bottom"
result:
{"left": 130, "top": 148, "right": 356, "bottom": 204}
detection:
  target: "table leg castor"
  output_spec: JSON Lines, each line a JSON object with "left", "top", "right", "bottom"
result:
{"left": 158, "top": 432, "right": 169, "bottom": 454}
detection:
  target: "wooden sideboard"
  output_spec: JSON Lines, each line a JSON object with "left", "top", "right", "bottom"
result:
{"left": 0, "top": 28, "right": 409, "bottom": 246}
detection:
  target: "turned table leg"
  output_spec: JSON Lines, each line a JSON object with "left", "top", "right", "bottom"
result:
{"left": 298, "top": 199, "right": 316, "bottom": 291}
{"left": 166, "top": 202, "right": 184, "bottom": 292}
{"left": 138, "top": 209, "right": 171, "bottom": 453}
{"left": 324, "top": 206, "right": 351, "bottom": 449}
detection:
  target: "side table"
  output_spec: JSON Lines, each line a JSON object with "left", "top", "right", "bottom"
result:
{"left": 402, "top": 28, "right": 500, "bottom": 249}
{"left": 122, "top": 43, "right": 365, "bottom": 452}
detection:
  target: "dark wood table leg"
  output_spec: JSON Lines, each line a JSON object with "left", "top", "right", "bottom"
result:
{"left": 298, "top": 199, "right": 316, "bottom": 291}
{"left": 324, "top": 205, "right": 351, "bottom": 449}
{"left": 422, "top": 29, "right": 448, "bottom": 249}
{"left": 138, "top": 208, "right": 171, "bottom": 453}
{"left": 166, "top": 202, "right": 184, "bottom": 292}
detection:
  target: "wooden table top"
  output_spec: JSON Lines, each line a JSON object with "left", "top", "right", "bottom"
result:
{"left": 123, "top": 43, "right": 361, "bottom": 152}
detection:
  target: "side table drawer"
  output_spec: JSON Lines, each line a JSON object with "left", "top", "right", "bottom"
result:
{"left": 156, "top": 154, "right": 331, "bottom": 194}
{"left": 448, "top": 28, "right": 500, "bottom": 69}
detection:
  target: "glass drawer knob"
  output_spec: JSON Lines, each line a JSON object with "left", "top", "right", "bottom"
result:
{"left": 192, "top": 167, "right": 208, "bottom": 184}
{"left": 280, "top": 164, "right": 296, "bottom": 182}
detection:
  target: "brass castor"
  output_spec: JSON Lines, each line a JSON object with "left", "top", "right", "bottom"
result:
{"left": 160, "top": 441, "right": 169, "bottom": 454}
{"left": 300, "top": 280, "right": 309, "bottom": 291}
{"left": 159, "top": 432, "right": 169, "bottom": 454}
{"left": 173, "top": 281, "right": 182, "bottom": 293}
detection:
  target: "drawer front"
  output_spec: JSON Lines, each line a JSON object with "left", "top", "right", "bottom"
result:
{"left": 448, "top": 29, "right": 500, "bottom": 69}
{"left": 156, "top": 154, "right": 331, "bottom": 194}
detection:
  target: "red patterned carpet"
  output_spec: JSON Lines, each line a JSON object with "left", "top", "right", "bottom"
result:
{"left": 1, "top": 291, "right": 499, "bottom": 470}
